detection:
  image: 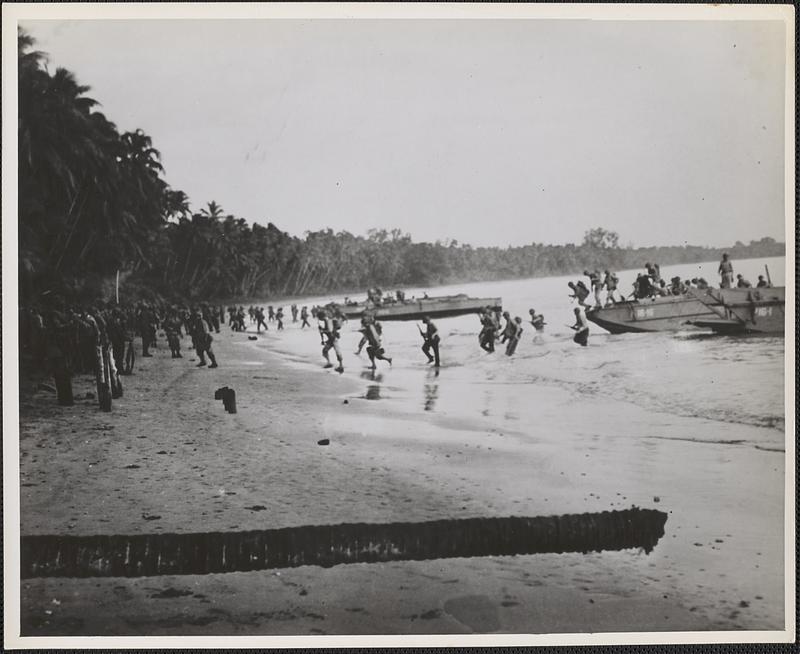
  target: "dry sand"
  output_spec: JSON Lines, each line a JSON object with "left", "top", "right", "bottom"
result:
{"left": 16, "top": 326, "right": 785, "bottom": 638}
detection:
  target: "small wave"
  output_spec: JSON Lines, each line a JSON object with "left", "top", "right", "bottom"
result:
{"left": 648, "top": 435, "right": 747, "bottom": 446}
{"left": 504, "top": 370, "right": 786, "bottom": 433}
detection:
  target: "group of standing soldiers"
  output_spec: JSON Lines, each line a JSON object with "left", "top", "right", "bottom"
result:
{"left": 241, "top": 304, "right": 312, "bottom": 333}
{"left": 20, "top": 300, "right": 222, "bottom": 412}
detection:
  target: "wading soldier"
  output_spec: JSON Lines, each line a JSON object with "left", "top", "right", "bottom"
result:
{"left": 479, "top": 308, "right": 496, "bottom": 353}
{"left": 500, "top": 311, "right": 514, "bottom": 344}
{"left": 528, "top": 308, "right": 545, "bottom": 332}
{"left": 570, "top": 307, "right": 590, "bottom": 347}
{"left": 505, "top": 316, "right": 523, "bottom": 356}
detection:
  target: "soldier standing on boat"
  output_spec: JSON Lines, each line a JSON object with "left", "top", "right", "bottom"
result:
{"left": 632, "top": 273, "right": 655, "bottom": 299}
{"left": 603, "top": 270, "right": 619, "bottom": 305}
{"left": 317, "top": 309, "right": 344, "bottom": 373}
{"left": 570, "top": 307, "right": 590, "bottom": 347}
{"left": 584, "top": 270, "right": 603, "bottom": 308}
{"left": 718, "top": 253, "right": 734, "bottom": 288}
{"left": 645, "top": 262, "right": 661, "bottom": 284}
{"left": 419, "top": 316, "right": 440, "bottom": 367}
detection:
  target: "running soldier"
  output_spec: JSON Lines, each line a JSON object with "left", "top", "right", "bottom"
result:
{"left": 362, "top": 316, "right": 392, "bottom": 369}
{"left": 419, "top": 316, "right": 440, "bottom": 367}
{"left": 317, "top": 309, "right": 344, "bottom": 373}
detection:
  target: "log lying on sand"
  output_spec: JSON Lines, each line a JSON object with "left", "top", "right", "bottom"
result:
{"left": 21, "top": 507, "right": 667, "bottom": 579}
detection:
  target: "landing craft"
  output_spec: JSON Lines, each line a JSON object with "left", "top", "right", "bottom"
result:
{"left": 330, "top": 293, "right": 502, "bottom": 322}
{"left": 586, "top": 287, "right": 785, "bottom": 335}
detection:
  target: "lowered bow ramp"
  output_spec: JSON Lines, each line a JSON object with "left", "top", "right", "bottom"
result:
{"left": 688, "top": 287, "right": 785, "bottom": 334}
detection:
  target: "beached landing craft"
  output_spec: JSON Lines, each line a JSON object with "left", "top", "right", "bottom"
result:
{"left": 586, "top": 287, "right": 785, "bottom": 335}
{"left": 332, "top": 294, "right": 503, "bottom": 322}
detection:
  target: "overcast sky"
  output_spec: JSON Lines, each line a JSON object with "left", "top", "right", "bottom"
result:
{"left": 21, "top": 17, "right": 787, "bottom": 248}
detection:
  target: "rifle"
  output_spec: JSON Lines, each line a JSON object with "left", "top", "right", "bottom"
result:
{"left": 765, "top": 265, "right": 772, "bottom": 287}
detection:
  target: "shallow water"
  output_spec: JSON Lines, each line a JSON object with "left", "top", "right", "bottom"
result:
{"left": 253, "top": 256, "right": 786, "bottom": 451}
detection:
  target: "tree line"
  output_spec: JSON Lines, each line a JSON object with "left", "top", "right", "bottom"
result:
{"left": 18, "top": 29, "right": 785, "bottom": 304}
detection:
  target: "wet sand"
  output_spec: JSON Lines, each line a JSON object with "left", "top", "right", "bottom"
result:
{"left": 16, "top": 326, "right": 785, "bottom": 638}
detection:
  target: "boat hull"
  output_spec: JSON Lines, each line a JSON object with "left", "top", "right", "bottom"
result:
{"left": 335, "top": 296, "right": 502, "bottom": 322}
{"left": 585, "top": 296, "right": 718, "bottom": 334}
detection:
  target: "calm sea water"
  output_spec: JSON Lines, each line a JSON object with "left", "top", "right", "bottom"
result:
{"left": 255, "top": 256, "right": 786, "bottom": 449}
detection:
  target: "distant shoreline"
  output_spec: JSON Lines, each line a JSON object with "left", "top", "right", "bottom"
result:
{"left": 214, "top": 253, "right": 787, "bottom": 308}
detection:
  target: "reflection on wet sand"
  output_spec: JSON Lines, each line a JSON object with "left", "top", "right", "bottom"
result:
{"left": 424, "top": 383, "right": 438, "bottom": 411}
{"left": 360, "top": 370, "right": 383, "bottom": 400}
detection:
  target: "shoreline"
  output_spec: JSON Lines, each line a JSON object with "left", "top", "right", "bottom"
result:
{"left": 16, "top": 324, "right": 784, "bottom": 636}
{"left": 213, "top": 254, "right": 787, "bottom": 308}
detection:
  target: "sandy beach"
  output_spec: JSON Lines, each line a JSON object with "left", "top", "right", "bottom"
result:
{"left": 15, "top": 320, "right": 786, "bottom": 639}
